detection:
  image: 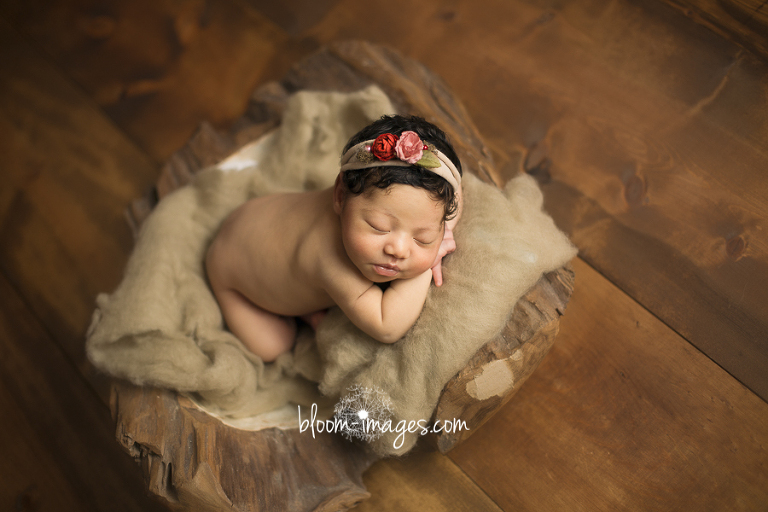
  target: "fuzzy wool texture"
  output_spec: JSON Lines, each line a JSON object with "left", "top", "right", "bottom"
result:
{"left": 86, "top": 85, "right": 577, "bottom": 455}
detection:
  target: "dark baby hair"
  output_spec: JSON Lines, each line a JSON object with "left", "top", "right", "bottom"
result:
{"left": 340, "top": 115, "right": 462, "bottom": 220}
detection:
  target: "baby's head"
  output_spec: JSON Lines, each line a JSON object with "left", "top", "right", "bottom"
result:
{"left": 333, "top": 115, "right": 463, "bottom": 282}
{"left": 338, "top": 115, "right": 462, "bottom": 221}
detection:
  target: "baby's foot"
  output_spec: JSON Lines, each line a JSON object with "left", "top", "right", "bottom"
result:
{"left": 300, "top": 310, "right": 328, "bottom": 331}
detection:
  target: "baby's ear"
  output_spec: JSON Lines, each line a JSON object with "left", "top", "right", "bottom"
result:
{"left": 333, "top": 174, "right": 345, "bottom": 214}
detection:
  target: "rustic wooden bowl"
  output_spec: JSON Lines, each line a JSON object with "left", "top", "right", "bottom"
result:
{"left": 116, "top": 40, "right": 575, "bottom": 512}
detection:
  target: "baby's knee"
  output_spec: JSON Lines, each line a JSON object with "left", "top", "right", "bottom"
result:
{"left": 255, "top": 318, "right": 297, "bottom": 362}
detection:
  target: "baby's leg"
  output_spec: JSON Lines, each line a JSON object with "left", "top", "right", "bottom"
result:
{"left": 213, "top": 288, "right": 296, "bottom": 362}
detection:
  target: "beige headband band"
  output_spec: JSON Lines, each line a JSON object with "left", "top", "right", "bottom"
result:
{"left": 339, "top": 135, "right": 461, "bottom": 193}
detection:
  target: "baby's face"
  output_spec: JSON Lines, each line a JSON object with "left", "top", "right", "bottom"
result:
{"left": 335, "top": 183, "right": 444, "bottom": 282}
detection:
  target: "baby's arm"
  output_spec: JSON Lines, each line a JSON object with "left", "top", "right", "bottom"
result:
{"left": 333, "top": 269, "right": 433, "bottom": 343}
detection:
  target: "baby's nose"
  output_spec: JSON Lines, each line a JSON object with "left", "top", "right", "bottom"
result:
{"left": 384, "top": 236, "right": 408, "bottom": 259}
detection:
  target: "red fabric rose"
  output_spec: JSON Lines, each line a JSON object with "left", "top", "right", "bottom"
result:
{"left": 372, "top": 133, "right": 398, "bottom": 161}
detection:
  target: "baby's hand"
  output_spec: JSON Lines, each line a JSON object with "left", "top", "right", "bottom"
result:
{"left": 431, "top": 226, "right": 456, "bottom": 287}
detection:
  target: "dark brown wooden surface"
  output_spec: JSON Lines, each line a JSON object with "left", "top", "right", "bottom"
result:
{"left": 355, "top": 446, "right": 504, "bottom": 512}
{"left": 450, "top": 258, "right": 768, "bottom": 511}
{"left": 0, "top": 272, "right": 166, "bottom": 511}
{"left": 660, "top": 0, "right": 768, "bottom": 58}
{"left": 0, "top": 15, "right": 158, "bottom": 368}
{"left": 1, "top": 0, "right": 767, "bottom": 510}
{"left": 1, "top": 0, "right": 288, "bottom": 160}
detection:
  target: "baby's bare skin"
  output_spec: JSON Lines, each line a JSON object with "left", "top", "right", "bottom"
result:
{"left": 206, "top": 178, "right": 449, "bottom": 362}
{"left": 207, "top": 189, "right": 341, "bottom": 316}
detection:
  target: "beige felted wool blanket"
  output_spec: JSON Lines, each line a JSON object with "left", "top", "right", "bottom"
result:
{"left": 86, "top": 85, "right": 576, "bottom": 456}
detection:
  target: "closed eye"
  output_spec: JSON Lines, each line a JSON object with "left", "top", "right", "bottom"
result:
{"left": 367, "top": 222, "right": 389, "bottom": 233}
{"left": 414, "top": 238, "right": 437, "bottom": 246}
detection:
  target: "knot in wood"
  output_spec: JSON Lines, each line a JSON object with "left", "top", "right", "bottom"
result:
{"left": 726, "top": 235, "right": 746, "bottom": 261}
{"left": 624, "top": 173, "right": 646, "bottom": 207}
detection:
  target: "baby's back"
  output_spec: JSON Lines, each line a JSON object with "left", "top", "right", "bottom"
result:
{"left": 205, "top": 188, "right": 338, "bottom": 316}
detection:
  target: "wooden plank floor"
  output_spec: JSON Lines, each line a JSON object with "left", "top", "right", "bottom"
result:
{"left": 1, "top": 0, "right": 767, "bottom": 510}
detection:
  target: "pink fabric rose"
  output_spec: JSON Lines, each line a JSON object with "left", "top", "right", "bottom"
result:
{"left": 394, "top": 131, "right": 424, "bottom": 164}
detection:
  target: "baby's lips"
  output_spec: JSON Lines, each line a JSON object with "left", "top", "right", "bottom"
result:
{"left": 373, "top": 264, "right": 399, "bottom": 277}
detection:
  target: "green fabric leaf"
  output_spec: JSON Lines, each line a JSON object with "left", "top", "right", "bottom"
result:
{"left": 417, "top": 152, "right": 440, "bottom": 168}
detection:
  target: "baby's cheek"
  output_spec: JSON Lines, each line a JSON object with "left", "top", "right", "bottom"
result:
{"left": 346, "top": 232, "right": 376, "bottom": 261}
{"left": 417, "top": 246, "right": 440, "bottom": 271}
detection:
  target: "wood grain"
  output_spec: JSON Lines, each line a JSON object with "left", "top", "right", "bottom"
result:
{"left": 0, "top": 18, "right": 158, "bottom": 368}
{"left": 112, "top": 382, "right": 376, "bottom": 512}
{"left": 450, "top": 257, "right": 768, "bottom": 511}
{"left": 0, "top": 382, "right": 87, "bottom": 511}
{"left": 241, "top": 0, "right": 340, "bottom": 35}
{"left": 356, "top": 447, "right": 504, "bottom": 512}
{"left": 660, "top": 0, "right": 768, "bottom": 58}
{"left": 302, "top": 0, "right": 768, "bottom": 401}
{"left": 2, "top": 0, "right": 289, "bottom": 160}
{"left": 0, "top": 273, "right": 168, "bottom": 512}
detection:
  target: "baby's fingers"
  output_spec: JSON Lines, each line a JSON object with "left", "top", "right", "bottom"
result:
{"left": 431, "top": 260, "right": 444, "bottom": 287}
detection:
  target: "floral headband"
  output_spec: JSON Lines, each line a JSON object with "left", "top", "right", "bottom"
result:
{"left": 340, "top": 131, "right": 461, "bottom": 192}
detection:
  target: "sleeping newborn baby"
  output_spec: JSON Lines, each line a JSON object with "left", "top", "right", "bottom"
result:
{"left": 205, "top": 115, "right": 462, "bottom": 362}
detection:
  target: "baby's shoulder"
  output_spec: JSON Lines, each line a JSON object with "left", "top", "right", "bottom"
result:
{"left": 315, "top": 244, "right": 372, "bottom": 308}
